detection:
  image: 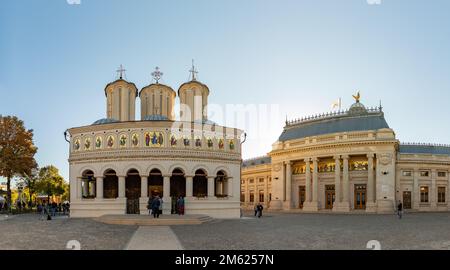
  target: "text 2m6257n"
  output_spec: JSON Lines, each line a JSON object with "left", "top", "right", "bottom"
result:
{"left": 219, "top": 255, "right": 274, "bottom": 265}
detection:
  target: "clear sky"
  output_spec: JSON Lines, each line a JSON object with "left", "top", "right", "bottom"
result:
{"left": 1, "top": 0, "right": 450, "bottom": 182}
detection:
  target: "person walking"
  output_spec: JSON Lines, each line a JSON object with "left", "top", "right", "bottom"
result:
{"left": 147, "top": 196, "right": 153, "bottom": 215}
{"left": 397, "top": 200, "right": 403, "bottom": 219}
{"left": 254, "top": 204, "right": 258, "bottom": 217}
{"left": 151, "top": 195, "right": 161, "bottom": 218}
{"left": 257, "top": 203, "right": 264, "bottom": 218}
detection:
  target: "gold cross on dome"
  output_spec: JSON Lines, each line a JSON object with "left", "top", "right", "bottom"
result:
{"left": 116, "top": 64, "right": 126, "bottom": 79}
{"left": 189, "top": 59, "right": 198, "bottom": 81}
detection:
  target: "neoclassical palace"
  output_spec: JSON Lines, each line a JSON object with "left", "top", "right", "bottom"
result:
{"left": 67, "top": 66, "right": 243, "bottom": 218}
{"left": 242, "top": 96, "right": 450, "bottom": 213}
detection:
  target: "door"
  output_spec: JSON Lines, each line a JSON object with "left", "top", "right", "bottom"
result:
{"left": 299, "top": 186, "right": 305, "bottom": 209}
{"left": 325, "top": 185, "right": 335, "bottom": 209}
{"left": 354, "top": 184, "right": 366, "bottom": 210}
{"left": 403, "top": 191, "right": 411, "bottom": 209}
{"left": 126, "top": 172, "right": 141, "bottom": 214}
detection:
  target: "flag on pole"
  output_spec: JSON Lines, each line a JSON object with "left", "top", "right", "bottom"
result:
{"left": 331, "top": 98, "right": 342, "bottom": 110}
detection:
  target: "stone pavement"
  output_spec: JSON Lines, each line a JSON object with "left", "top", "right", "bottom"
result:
{"left": 125, "top": 226, "right": 184, "bottom": 250}
{"left": 3, "top": 212, "right": 450, "bottom": 250}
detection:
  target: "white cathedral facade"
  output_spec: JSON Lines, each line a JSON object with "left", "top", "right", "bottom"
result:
{"left": 67, "top": 66, "right": 243, "bottom": 218}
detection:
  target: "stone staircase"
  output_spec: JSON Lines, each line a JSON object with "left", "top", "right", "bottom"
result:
{"left": 94, "top": 214, "right": 214, "bottom": 226}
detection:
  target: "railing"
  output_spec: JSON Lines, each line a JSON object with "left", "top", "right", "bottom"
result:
{"left": 401, "top": 142, "right": 450, "bottom": 148}
{"left": 285, "top": 107, "right": 383, "bottom": 127}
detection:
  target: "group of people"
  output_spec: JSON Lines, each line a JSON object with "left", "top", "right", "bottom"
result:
{"left": 147, "top": 195, "right": 163, "bottom": 218}
{"left": 254, "top": 203, "right": 264, "bottom": 218}
{"left": 36, "top": 201, "right": 70, "bottom": 220}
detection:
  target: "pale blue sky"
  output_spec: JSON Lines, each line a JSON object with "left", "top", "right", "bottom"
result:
{"left": 1, "top": 0, "right": 450, "bottom": 181}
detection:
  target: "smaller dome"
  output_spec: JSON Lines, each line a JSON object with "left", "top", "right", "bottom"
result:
{"left": 142, "top": 114, "right": 169, "bottom": 121}
{"left": 348, "top": 101, "right": 367, "bottom": 115}
{"left": 92, "top": 118, "right": 119, "bottom": 125}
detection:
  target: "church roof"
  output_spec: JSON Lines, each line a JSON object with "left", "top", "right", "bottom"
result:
{"left": 399, "top": 144, "right": 450, "bottom": 156}
{"left": 177, "top": 80, "right": 210, "bottom": 96}
{"left": 92, "top": 118, "right": 119, "bottom": 125}
{"left": 139, "top": 83, "right": 176, "bottom": 97}
{"left": 242, "top": 156, "right": 272, "bottom": 167}
{"left": 142, "top": 114, "right": 169, "bottom": 121}
{"left": 279, "top": 104, "right": 389, "bottom": 142}
{"left": 104, "top": 79, "right": 139, "bottom": 97}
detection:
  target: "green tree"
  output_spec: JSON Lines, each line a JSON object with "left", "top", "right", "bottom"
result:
{"left": 0, "top": 115, "right": 38, "bottom": 211}
{"left": 35, "top": 165, "right": 66, "bottom": 203}
{"left": 18, "top": 168, "right": 39, "bottom": 208}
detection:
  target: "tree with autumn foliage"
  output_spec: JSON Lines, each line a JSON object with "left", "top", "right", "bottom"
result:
{"left": 0, "top": 115, "right": 38, "bottom": 211}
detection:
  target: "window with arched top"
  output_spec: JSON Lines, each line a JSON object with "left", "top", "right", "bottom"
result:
{"left": 81, "top": 170, "right": 96, "bottom": 199}
{"left": 193, "top": 169, "right": 208, "bottom": 198}
{"left": 215, "top": 171, "right": 228, "bottom": 197}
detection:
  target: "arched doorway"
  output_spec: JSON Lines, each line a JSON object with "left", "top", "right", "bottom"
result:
{"left": 170, "top": 168, "right": 186, "bottom": 214}
{"left": 81, "top": 170, "right": 95, "bottom": 199}
{"left": 103, "top": 169, "right": 118, "bottom": 199}
{"left": 215, "top": 170, "right": 228, "bottom": 197}
{"left": 148, "top": 169, "right": 163, "bottom": 198}
{"left": 193, "top": 169, "right": 207, "bottom": 198}
{"left": 126, "top": 169, "right": 141, "bottom": 214}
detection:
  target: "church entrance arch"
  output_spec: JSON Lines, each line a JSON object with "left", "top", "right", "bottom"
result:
{"left": 148, "top": 169, "right": 163, "bottom": 198}
{"left": 126, "top": 169, "right": 141, "bottom": 214}
{"left": 170, "top": 168, "right": 186, "bottom": 214}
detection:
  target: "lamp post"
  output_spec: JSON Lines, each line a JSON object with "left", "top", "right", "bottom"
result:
{"left": 239, "top": 132, "right": 247, "bottom": 218}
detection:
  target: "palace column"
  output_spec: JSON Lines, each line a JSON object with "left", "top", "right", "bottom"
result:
{"left": 284, "top": 161, "right": 292, "bottom": 209}
{"left": 96, "top": 176, "right": 104, "bottom": 199}
{"left": 366, "top": 153, "right": 377, "bottom": 212}
{"left": 431, "top": 169, "right": 437, "bottom": 209}
{"left": 264, "top": 175, "right": 269, "bottom": 206}
{"left": 413, "top": 169, "right": 420, "bottom": 210}
{"left": 340, "top": 155, "right": 350, "bottom": 212}
{"left": 207, "top": 176, "right": 215, "bottom": 198}
{"left": 305, "top": 158, "right": 311, "bottom": 203}
{"left": 186, "top": 176, "right": 193, "bottom": 198}
{"left": 332, "top": 156, "right": 341, "bottom": 212}
{"left": 245, "top": 179, "right": 250, "bottom": 206}
{"left": 303, "top": 158, "right": 319, "bottom": 211}
{"left": 118, "top": 176, "right": 126, "bottom": 198}
{"left": 140, "top": 174, "right": 148, "bottom": 198}
{"left": 89, "top": 180, "right": 96, "bottom": 197}
{"left": 77, "top": 177, "right": 82, "bottom": 199}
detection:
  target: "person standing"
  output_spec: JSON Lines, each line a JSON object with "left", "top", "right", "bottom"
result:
{"left": 151, "top": 195, "right": 161, "bottom": 218}
{"left": 257, "top": 203, "right": 264, "bottom": 218}
{"left": 397, "top": 200, "right": 403, "bottom": 219}
{"left": 254, "top": 204, "right": 258, "bottom": 217}
{"left": 178, "top": 196, "right": 185, "bottom": 215}
{"left": 158, "top": 196, "right": 163, "bottom": 216}
{"left": 147, "top": 196, "right": 153, "bottom": 215}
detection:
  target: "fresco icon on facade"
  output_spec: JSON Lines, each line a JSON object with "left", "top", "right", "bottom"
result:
{"left": 84, "top": 138, "right": 91, "bottom": 150}
{"left": 95, "top": 136, "right": 102, "bottom": 149}
{"left": 107, "top": 135, "right": 114, "bottom": 148}
{"left": 131, "top": 133, "right": 139, "bottom": 147}
{"left": 119, "top": 135, "right": 127, "bottom": 147}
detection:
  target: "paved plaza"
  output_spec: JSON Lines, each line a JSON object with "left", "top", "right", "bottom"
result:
{"left": 1, "top": 212, "right": 450, "bottom": 250}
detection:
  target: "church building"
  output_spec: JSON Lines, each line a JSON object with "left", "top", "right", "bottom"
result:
{"left": 67, "top": 65, "right": 243, "bottom": 218}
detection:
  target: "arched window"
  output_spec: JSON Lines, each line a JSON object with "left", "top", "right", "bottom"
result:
{"left": 103, "top": 169, "right": 118, "bottom": 199}
{"left": 81, "top": 170, "right": 95, "bottom": 199}
{"left": 148, "top": 169, "right": 163, "bottom": 198}
{"left": 193, "top": 169, "right": 207, "bottom": 198}
{"left": 215, "top": 171, "right": 228, "bottom": 197}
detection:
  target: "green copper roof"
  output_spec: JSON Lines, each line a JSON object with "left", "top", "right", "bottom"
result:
{"left": 279, "top": 110, "right": 389, "bottom": 141}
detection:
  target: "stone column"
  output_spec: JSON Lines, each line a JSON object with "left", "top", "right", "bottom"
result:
{"left": 186, "top": 176, "right": 193, "bottom": 197}
{"left": 341, "top": 155, "right": 350, "bottom": 212}
{"left": 303, "top": 158, "right": 319, "bottom": 211}
{"left": 118, "top": 176, "right": 126, "bottom": 198}
{"left": 333, "top": 156, "right": 341, "bottom": 212}
{"left": 413, "top": 169, "right": 420, "bottom": 210}
{"left": 305, "top": 158, "right": 311, "bottom": 203}
{"left": 162, "top": 175, "right": 171, "bottom": 213}
{"left": 208, "top": 176, "right": 215, "bottom": 198}
{"left": 77, "top": 177, "right": 82, "bottom": 199}
{"left": 264, "top": 176, "right": 269, "bottom": 206}
{"left": 83, "top": 179, "right": 89, "bottom": 198}
{"left": 366, "top": 153, "right": 376, "bottom": 212}
{"left": 96, "top": 176, "right": 104, "bottom": 199}
{"left": 431, "top": 169, "right": 437, "bottom": 209}
{"left": 312, "top": 158, "right": 318, "bottom": 203}
{"left": 447, "top": 172, "right": 450, "bottom": 211}
{"left": 89, "top": 180, "right": 96, "bottom": 197}
{"left": 245, "top": 179, "right": 250, "bottom": 204}
{"left": 140, "top": 175, "right": 148, "bottom": 198}
{"left": 284, "top": 161, "right": 292, "bottom": 209}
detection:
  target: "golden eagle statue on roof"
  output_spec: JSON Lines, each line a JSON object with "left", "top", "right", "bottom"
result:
{"left": 352, "top": 91, "right": 361, "bottom": 103}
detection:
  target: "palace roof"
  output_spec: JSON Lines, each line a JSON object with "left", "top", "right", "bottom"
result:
{"left": 279, "top": 103, "right": 389, "bottom": 142}
{"left": 399, "top": 144, "right": 450, "bottom": 156}
{"left": 242, "top": 156, "right": 272, "bottom": 167}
